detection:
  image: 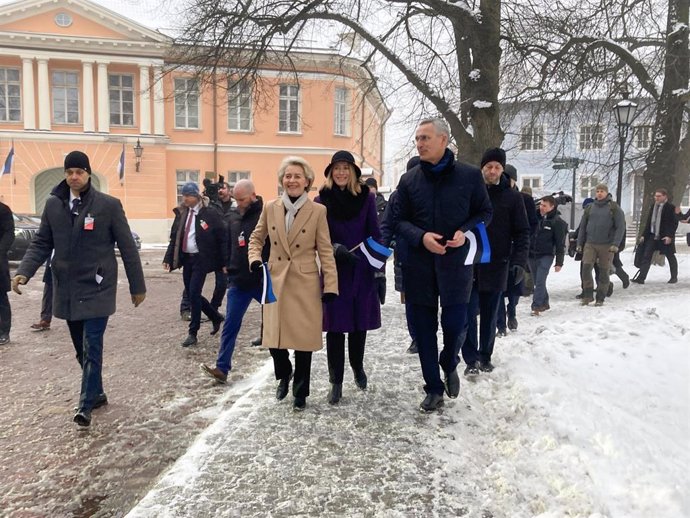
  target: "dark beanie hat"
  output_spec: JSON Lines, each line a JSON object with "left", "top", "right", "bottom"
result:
{"left": 480, "top": 147, "right": 506, "bottom": 170}
{"left": 64, "top": 150, "right": 91, "bottom": 174}
{"left": 365, "top": 177, "right": 378, "bottom": 189}
{"left": 324, "top": 150, "right": 362, "bottom": 178}
{"left": 406, "top": 156, "right": 420, "bottom": 171}
{"left": 504, "top": 164, "right": 518, "bottom": 181}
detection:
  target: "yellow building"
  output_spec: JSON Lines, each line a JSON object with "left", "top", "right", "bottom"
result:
{"left": 0, "top": 0, "right": 388, "bottom": 241}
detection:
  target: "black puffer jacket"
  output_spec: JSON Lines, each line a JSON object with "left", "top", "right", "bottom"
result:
{"left": 226, "top": 197, "right": 269, "bottom": 290}
{"left": 531, "top": 208, "right": 568, "bottom": 266}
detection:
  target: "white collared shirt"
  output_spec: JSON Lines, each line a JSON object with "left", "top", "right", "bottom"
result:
{"left": 184, "top": 202, "right": 201, "bottom": 253}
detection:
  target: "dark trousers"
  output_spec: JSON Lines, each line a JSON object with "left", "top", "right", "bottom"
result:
{"left": 0, "top": 290, "right": 10, "bottom": 335}
{"left": 408, "top": 302, "right": 467, "bottom": 396}
{"left": 462, "top": 287, "right": 502, "bottom": 365}
{"left": 637, "top": 239, "right": 678, "bottom": 281}
{"left": 496, "top": 292, "right": 519, "bottom": 331}
{"left": 67, "top": 317, "right": 109, "bottom": 411}
{"left": 180, "top": 270, "right": 227, "bottom": 312}
{"left": 592, "top": 252, "right": 629, "bottom": 288}
{"left": 41, "top": 278, "right": 53, "bottom": 323}
{"left": 404, "top": 300, "right": 416, "bottom": 341}
{"left": 326, "top": 331, "right": 366, "bottom": 384}
{"left": 182, "top": 254, "right": 220, "bottom": 335}
{"left": 269, "top": 348, "right": 313, "bottom": 399}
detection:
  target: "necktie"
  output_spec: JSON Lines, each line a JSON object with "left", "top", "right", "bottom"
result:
{"left": 71, "top": 198, "right": 81, "bottom": 223}
{"left": 182, "top": 208, "right": 194, "bottom": 253}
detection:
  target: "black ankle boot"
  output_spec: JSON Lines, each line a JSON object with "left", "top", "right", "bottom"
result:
{"left": 328, "top": 383, "right": 342, "bottom": 405}
{"left": 353, "top": 369, "right": 367, "bottom": 390}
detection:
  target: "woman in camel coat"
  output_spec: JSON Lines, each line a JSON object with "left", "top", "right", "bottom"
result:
{"left": 248, "top": 156, "right": 338, "bottom": 411}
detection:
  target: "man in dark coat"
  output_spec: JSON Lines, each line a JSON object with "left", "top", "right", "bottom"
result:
{"left": 12, "top": 150, "right": 146, "bottom": 427}
{"left": 496, "top": 163, "right": 538, "bottom": 334}
{"left": 461, "top": 148, "right": 530, "bottom": 375}
{"left": 0, "top": 201, "right": 15, "bottom": 345}
{"left": 633, "top": 188, "right": 679, "bottom": 284}
{"left": 394, "top": 118, "right": 493, "bottom": 412}
{"left": 365, "top": 176, "right": 388, "bottom": 307}
{"left": 200, "top": 179, "right": 268, "bottom": 383}
{"left": 164, "top": 182, "right": 226, "bottom": 347}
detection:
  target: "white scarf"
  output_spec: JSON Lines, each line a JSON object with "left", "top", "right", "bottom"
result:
{"left": 281, "top": 191, "right": 309, "bottom": 233}
{"left": 651, "top": 202, "right": 664, "bottom": 238}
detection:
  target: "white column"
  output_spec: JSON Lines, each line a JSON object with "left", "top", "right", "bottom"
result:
{"left": 82, "top": 61, "right": 95, "bottom": 132}
{"left": 139, "top": 65, "right": 151, "bottom": 135}
{"left": 21, "top": 58, "right": 35, "bottom": 130}
{"left": 97, "top": 61, "right": 109, "bottom": 133}
{"left": 153, "top": 66, "right": 165, "bottom": 135}
{"left": 37, "top": 58, "right": 51, "bottom": 131}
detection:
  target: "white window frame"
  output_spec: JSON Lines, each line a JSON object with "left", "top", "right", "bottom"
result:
{"left": 279, "top": 84, "right": 300, "bottom": 133}
{"left": 52, "top": 70, "right": 80, "bottom": 124}
{"left": 227, "top": 80, "right": 252, "bottom": 132}
{"left": 578, "top": 124, "right": 604, "bottom": 150}
{"left": 0, "top": 67, "right": 21, "bottom": 122}
{"left": 176, "top": 169, "right": 200, "bottom": 204}
{"left": 580, "top": 175, "right": 600, "bottom": 199}
{"left": 334, "top": 87, "right": 350, "bottom": 136}
{"left": 174, "top": 77, "right": 200, "bottom": 129}
{"left": 521, "top": 176, "right": 542, "bottom": 191}
{"left": 108, "top": 73, "right": 135, "bottom": 126}
{"left": 519, "top": 123, "right": 544, "bottom": 150}
{"left": 226, "top": 170, "right": 251, "bottom": 188}
{"left": 634, "top": 125, "right": 653, "bottom": 150}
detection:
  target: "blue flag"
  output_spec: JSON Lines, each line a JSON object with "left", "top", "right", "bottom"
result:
{"left": 462, "top": 222, "right": 491, "bottom": 265}
{"left": 260, "top": 262, "right": 277, "bottom": 304}
{"left": 357, "top": 236, "right": 393, "bottom": 269}
{"left": 2, "top": 144, "right": 14, "bottom": 176}
{"left": 117, "top": 143, "right": 125, "bottom": 184}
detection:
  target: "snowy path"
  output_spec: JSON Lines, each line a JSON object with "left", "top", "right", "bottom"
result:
{"left": 127, "top": 250, "right": 689, "bottom": 518}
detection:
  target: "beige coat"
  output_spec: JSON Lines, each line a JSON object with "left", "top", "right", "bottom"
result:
{"left": 248, "top": 198, "right": 338, "bottom": 351}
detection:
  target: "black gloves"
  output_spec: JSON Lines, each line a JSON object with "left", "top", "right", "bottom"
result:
{"left": 333, "top": 243, "right": 359, "bottom": 265}
{"left": 374, "top": 271, "right": 386, "bottom": 305}
{"left": 250, "top": 261, "right": 262, "bottom": 273}
{"left": 322, "top": 292, "right": 338, "bottom": 304}
{"left": 511, "top": 265, "right": 525, "bottom": 286}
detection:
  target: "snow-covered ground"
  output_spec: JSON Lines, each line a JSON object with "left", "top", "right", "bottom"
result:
{"left": 127, "top": 249, "right": 690, "bottom": 518}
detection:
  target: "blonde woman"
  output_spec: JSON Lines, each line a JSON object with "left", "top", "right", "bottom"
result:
{"left": 248, "top": 156, "right": 338, "bottom": 411}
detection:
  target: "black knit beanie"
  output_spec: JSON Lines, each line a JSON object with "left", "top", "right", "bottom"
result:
{"left": 480, "top": 147, "right": 506, "bottom": 170}
{"left": 64, "top": 151, "right": 92, "bottom": 174}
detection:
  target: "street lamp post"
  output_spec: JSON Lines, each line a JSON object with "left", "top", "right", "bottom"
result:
{"left": 552, "top": 156, "right": 581, "bottom": 229}
{"left": 613, "top": 89, "right": 638, "bottom": 205}
{"left": 133, "top": 138, "right": 144, "bottom": 172}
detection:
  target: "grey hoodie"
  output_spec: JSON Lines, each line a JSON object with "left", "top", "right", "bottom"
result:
{"left": 577, "top": 195, "right": 626, "bottom": 247}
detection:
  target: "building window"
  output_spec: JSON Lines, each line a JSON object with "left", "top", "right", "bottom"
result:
{"left": 226, "top": 170, "right": 250, "bottom": 188}
{"left": 520, "top": 123, "right": 544, "bottom": 150}
{"left": 521, "top": 176, "right": 542, "bottom": 191}
{"left": 634, "top": 125, "right": 653, "bottom": 150}
{"left": 0, "top": 68, "right": 21, "bottom": 122}
{"left": 52, "top": 70, "right": 79, "bottom": 124}
{"left": 174, "top": 78, "right": 199, "bottom": 129}
{"left": 279, "top": 84, "right": 300, "bottom": 133}
{"left": 334, "top": 87, "right": 350, "bottom": 136}
{"left": 579, "top": 124, "right": 603, "bottom": 150}
{"left": 176, "top": 169, "right": 200, "bottom": 204}
{"left": 580, "top": 176, "right": 599, "bottom": 199}
{"left": 228, "top": 80, "right": 252, "bottom": 131}
{"left": 109, "top": 74, "right": 134, "bottom": 126}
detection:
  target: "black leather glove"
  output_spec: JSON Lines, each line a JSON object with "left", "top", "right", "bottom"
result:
{"left": 511, "top": 265, "right": 525, "bottom": 286}
{"left": 250, "top": 261, "right": 262, "bottom": 273}
{"left": 333, "top": 243, "right": 359, "bottom": 265}
{"left": 322, "top": 292, "right": 338, "bottom": 304}
{"left": 374, "top": 272, "right": 386, "bottom": 305}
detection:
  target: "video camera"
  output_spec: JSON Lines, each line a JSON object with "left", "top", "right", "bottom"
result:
{"left": 535, "top": 191, "right": 573, "bottom": 208}
{"left": 202, "top": 174, "right": 226, "bottom": 204}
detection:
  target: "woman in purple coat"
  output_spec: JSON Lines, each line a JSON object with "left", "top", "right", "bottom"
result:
{"left": 316, "top": 150, "right": 382, "bottom": 405}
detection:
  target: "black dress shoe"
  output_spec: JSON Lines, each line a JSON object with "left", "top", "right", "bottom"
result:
{"left": 327, "top": 383, "right": 342, "bottom": 405}
{"left": 353, "top": 369, "right": 368, "bottom": 390}
{"left": 293, "top": 397, "right": 306, "bottom": 411}
{"left": 507, "top": 318, "right": 518, "bottom": 331}
{"left": 419, "top": 393, "right": 444, "bottom": 413}
{"left": 73, "top": 409, "right": 91, "bottom": 427}
{"left": 251, "top": 336, "right": 262, "bottom": 347}
{"left": 210, "top": 315, "right": 224, "bottom": 335}
{"left": 181, "top": 334, "right": 198, "bottom": 347}
{"left": 444, "top": 369, "right": 460, "bottom": 399}
{"left": 464, "top": 362, "right": 480, "bottom": 377}
{"left": 406, "top": 340, "right": 418, "bottom": 354}
{"left": 479, "top": 360, "right": 495, "bottom": 373}
{"left": 668, "top": 277, "right": 678, "bottom": 284}
{"left": 276, "top": 376, "right": 291, "bottom": 400}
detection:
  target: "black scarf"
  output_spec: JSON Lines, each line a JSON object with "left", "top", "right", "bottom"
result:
{"left": 319, "top": 183, "right": 370, "bottom": 221}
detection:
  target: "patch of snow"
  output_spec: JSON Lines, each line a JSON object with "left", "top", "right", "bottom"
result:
{"left": 474, "top": 100, "right": 493, "bottom": 109}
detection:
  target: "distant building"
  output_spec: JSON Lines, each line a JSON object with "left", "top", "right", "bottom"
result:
{"left": 0, "top": 0, "right": 389, "bottom": 241}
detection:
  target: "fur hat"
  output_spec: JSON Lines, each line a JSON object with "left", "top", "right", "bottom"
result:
{"left": 324, "top": 150, "right": 362, "bottom": 178}
{"left": 480, "top": 147, "right": 506, "bottom": 169}
{"left": 181, "top": 182, "right": 200, "bottom": 197}
{"left": 595, "top": 183, "right": 609, "bottom": 192}
{"left": 504, "top": 164, "right": 518, "bottom": 182}
{"left": 64, "top": 151, "right": 91, "bottom": 174}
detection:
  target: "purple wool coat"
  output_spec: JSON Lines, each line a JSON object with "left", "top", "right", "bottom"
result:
{"left": 315, "top": 191, "right": 382, "bottom": 333}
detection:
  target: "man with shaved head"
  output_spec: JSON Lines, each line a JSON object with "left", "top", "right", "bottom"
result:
{"left": 200, "top": 179, "right": 269, "bottom": 383}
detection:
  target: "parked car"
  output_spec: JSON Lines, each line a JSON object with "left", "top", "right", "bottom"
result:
{"left": 8, "top": 213, "right": 141, "bottom": 261}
